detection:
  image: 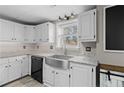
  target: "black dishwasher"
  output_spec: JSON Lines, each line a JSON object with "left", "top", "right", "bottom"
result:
{"left": 31, "top": 56, "right": 43, "bottom": 83}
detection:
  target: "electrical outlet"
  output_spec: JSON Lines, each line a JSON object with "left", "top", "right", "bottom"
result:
{"left": 37, "top": 46, "right": 39, "bottom": 49}
{"left": 23, "top": 46, "right": 26, "bottom": 49}
{"left": 50, "top": 45, "right": 53, "bottom": 49}
{"left": 86, "top": 47, "right": 91, "bottom": 52}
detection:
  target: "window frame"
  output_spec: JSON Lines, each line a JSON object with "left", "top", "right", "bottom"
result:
{"left": 55, "top": 19, "right": 80, "bottom": 50}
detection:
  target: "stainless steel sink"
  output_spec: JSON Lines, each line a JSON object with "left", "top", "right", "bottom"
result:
{"left": 45, "top": 55, "right": 73, "bottom": 70}
{"left": 49, "top": 55, "right": 73, "bottom": 60}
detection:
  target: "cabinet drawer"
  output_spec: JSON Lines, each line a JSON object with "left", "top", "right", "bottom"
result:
{"left": 8, "top": 57, "right": 18, "bottom": 62}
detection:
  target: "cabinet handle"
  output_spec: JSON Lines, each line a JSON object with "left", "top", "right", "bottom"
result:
{"left": 15, "top": 38, "right": 16, "bottom": 40}
{"left": 94, "top": 35, "right": 95, "bottom": 38}
{"left": 92, "top": 68, "right": 93, "bottom": 72}
{"left": 94, "top": 12, "right": 95, "bottom": 15}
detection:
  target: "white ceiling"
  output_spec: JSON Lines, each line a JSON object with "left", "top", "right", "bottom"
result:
{"left": 0, "top": 5, "right": 96, "bottom": 25}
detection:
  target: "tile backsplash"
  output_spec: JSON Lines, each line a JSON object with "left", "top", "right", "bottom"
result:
{"left": 0, "top": 41, "right": 96, "bottom": 57}
{"left": 0, "top": 42, "right": 36, "bottom": 53}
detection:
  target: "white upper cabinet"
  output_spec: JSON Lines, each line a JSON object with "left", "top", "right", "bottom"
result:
{"left": 0, "top": 18, "right": 54, "bottom": 43}
{"left": 41, "top": 23, "right": 49, "bottom": 42}
{"left": 0, "top": 19, "right": 15, "bottom": 41}
{"left": 14, "top": 23, "right": 25, "bottom": 42}
{"left": 36, "top": 24, "right": 43, "bottom": 42}
{"left": 36, "top": 22, "right": 55, "bottom": 43}
{"left": 79, "top": 9, "right": 96, "bottom": 42}
{"left": 0, "top": 19, "right": 25, "bottom": 42}
{"left": 24, "top": 25, "right": 37, "bottom": 43}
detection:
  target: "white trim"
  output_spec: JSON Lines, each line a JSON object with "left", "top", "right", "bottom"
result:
{"left": 103, "top": 5, "right": 124, "bottom": 53}
{"left": 55, "top": 19, "right": 80, "bottom": 50}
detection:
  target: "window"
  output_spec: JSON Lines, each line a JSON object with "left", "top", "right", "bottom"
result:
{"left": 56, "top": 20, "right": 79, "bottom": 49}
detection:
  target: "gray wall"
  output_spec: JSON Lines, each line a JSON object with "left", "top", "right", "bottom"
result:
{"left": 96, "top": 5, "right": 124, "bottom": 66}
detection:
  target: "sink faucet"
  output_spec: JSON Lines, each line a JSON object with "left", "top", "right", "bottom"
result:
{"left": 64, "top": 46, "right": 67, "bottom": 56}
{"left": 63, "top": 38, "right": 67, "bottom": 56}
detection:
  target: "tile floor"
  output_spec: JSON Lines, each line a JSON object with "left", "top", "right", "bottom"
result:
{"left": 3, "top": 76, "right": 45, "bottom": 87}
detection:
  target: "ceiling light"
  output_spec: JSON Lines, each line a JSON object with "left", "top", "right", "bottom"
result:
{"left": 58, "top": 16, "right": 62, "bottom": 21}
{"left": 70, "top": 13, "right": 75, "bottom": 18}
{"left": 64, "top": 15, "right": 67, "bottom": 20}
{"left": 58, "top": 13, "right": 76, "bottom": 21}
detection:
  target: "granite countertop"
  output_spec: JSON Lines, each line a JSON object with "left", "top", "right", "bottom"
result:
{"left": 0, "top": 51, "right": 54, "bottom": 58}
{"left": 69, "top": 56, "right": 98, "bottom": 66}
{"left": 30, "top": 53, "right": 55, "bottom": 57}
{"left": 0, "top": 52, "right": 98, "bottom": 66}
{"left": 0, "top": 52, "right": 28, "bottom": 58}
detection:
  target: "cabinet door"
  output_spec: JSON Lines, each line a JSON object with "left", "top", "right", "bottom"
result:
{"left": 42, "top": 23, "right": 49, "bottom": 42}
{"left": 48, "top": 23, "right": 55, "bottom": 43}
{"left": 36, "top": 22, "right": 55, "bottom": 43}
{"left": 24, "top": 26, "right": 36, "bottom": 43}
{"left": 44, "top": 64, "right": 54, "bottom": 86}
{"left": 8, "top": 57, "right": 21, "bottom": 82}
{"left": 0, "top": 64, "right": 9, "bottom": 86}
{"left": 0, "top": 20, "right": 2, "bottom": 40}
{"left": 79, "top": 9, "right": 96, "bottom": 42}
{"left": 35, "top": 25, "right": 42, "bottom": 42}
{"left": 55, "top": 70, "right": 69, "bottom": 87}
{"left": 70, "top": 63, "right": 93, "bottom": 87}
{"left": 0, "top": 19, "right": 14, "bottom": 41}
{"left": 14, "top": 23, "right": 25, "bottom": 42}
{"left": 21, "top": 56, "right": 29, "bottom": 77}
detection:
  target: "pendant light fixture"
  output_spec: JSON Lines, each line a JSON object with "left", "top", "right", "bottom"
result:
{"left": 64, "top": 15, "right": 67, "bottom": 20}
{"left": 58, "top": 13, "right": 76, "bottom": 21}
{"left": 58, "top": 16, "right": 62, "bottom": 21}
{"left": 70, "top": 13, "right": 75, "bottom": 18}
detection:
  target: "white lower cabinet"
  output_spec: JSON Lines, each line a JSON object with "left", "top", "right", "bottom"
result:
{"left": 44, "top": 64, "right": 55, "bottom": 86}
{"left": 0, "top": 55, "right": 29, "bottom": 86}
{"left": 70, "top": 62, "right": 96, "bottom": 87}
{"left": 8, "top": 57, "right": 21, "bottom": 82}
{"left": 44, "top": 64, "right": 70, "bottom": 87}
{"left": 54, "top": 69, "right": 69, "bottom": 87}
{"left": 20, "top": 56, "right": 29, "bottom": 77}
{"left": 44, "top": 62, "right": 96, "bottom": 87}
{"left": 0, "top": 64, "right": 9, "bottom": 86}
